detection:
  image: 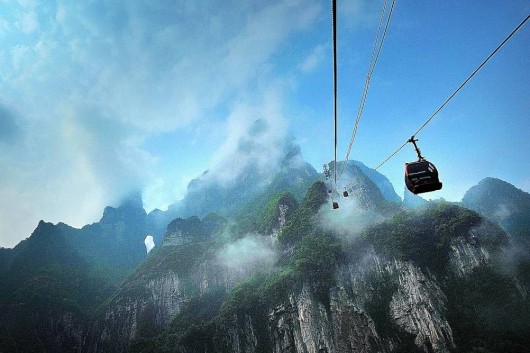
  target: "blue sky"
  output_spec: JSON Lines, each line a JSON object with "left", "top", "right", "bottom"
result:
{"left": 0, "top": 0, "right": 529, "bottom": 248}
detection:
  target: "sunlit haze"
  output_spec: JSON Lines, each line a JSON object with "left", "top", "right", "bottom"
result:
{"left": 1, "top": 0, "right": 529, "bottom": 248}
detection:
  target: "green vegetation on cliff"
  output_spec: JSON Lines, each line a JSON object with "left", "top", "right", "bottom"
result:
{"left": 0, "top": 222, "right": 116, "bottom": 353}
{"left": 234, "top": 191, "right": 299, "bottom": 237}
{"left": 446, "top": 265, "right": 530, "bottom": 353}
{"left": 363, "top": 203, "right": 484, "bottom": 272}
{"left": 5, "top": 170, "right": 530, "bottom": 353}
{"left": 278, "top": 180, "right": 329, "bottom": 246}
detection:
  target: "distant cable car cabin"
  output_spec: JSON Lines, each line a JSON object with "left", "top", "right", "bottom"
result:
{"left": 333, "top": 201, "right": 339, "bottom": 209}
{"left": 343, "top": 189, "right": 349, "bottom": 197}
{"left": 405, "top": 137, "right": 442, "bottom": 194}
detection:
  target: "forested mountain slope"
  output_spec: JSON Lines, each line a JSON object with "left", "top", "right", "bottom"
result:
{"left": 1, "top": 163, "right": 529, "bottom": 353}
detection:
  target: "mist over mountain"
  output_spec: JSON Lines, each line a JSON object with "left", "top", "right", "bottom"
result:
{"left": 87, "top": 180, "right": 528, "bottom": 353}
{"left": 146, "top": 144, "right": 319, "bottom": 245}
{"left": 348, "top": 160, "right": 402, "bottom": 204}
{"left": 171, "top": 144, "right": 318, "bottom": 217}
{"left": 330, "top": 161, "right": 400, "bottom": 212}
{"left": 1, "top": 0, "right": 528, "bottom": 351}
{"left": 1, "top": 156, "right": 529, "bottom": 353}
{"left": 462, "top": 177, "right": 530, "bottom": 239}
{"left": 56, "top": 193, "right": 150, "bottom": 283}
{"left": 403, "top": 187, "right": 429, "bottom": 209}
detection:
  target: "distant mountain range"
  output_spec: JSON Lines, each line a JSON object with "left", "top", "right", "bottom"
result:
{"left": 462, "top": 177, "right": 530, "bottom": 239}
{"left": 1, "top": 153, "right": 529, "bottom": 353}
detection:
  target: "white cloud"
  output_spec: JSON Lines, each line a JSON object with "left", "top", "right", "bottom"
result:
{"left": 17, "top": 11, "right": 39, "bottom": 33}
{"left": 0, "top": 0, "right": 323, "bottom": 247}
{"left": 493, "top": 204, "right": 511, "bottom": 222}
{"left": 317, "top": 194, "right": 385, "bottom": 239}
{"left": 0, "top": 158, "right": 107, "bottom": 248}
{"left": 55, "top": 6, "right": 66, "bottom": 24}
{"left": 207, "top": 86, "right": 289, "bottom": 187}
{"left": 10, "top": 44, "right": 31, "bottom": 71}
{"left": 0, "top": 19, "right": 10, "bottom": 37}
{"left": 341, "top": 0, "right": 381, "bottom": 30}
{"left": 217, "top": 235, "right": 276, "bottom": 272}
{"left": 16, "top": 0, "right": 37, "bottom": 8}
{"left": 144, "top": 235, "right": 155, "bottom": 253}
{"left": 299, "top": 43, "right": 327, "bottom": 73}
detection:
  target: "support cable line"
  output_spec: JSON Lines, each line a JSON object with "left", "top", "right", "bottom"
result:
{"left": 339, "top": 0, "right": 396, "bottom": 182}
{"left": 374, "top": 12, "right": 530, "bottom": 171}
{"left": 331, "top": 0, "right": 339, "bottom": 209}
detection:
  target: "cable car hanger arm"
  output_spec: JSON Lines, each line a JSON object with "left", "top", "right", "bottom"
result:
{"left": 408, "top": 136, "right": 424, "bottom": 161}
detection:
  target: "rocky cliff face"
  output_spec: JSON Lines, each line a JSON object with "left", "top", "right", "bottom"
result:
{"left": 4, "top": 157, "right": 529, "bottom": 353}
{"left": 1, "top": 296, "right": 88, "bottom": 353}
{"left": 87, "top": 249, "right": 265, "bottom": 352}
{"left": 224, "top": 259, "right": 448, "bottom": 353}
{"left": 85, "top": 190, "right": 526, "bottom": 353}
{"left": 387, "top": 261, "right": 453, "bottom": 353}
{"left": 223, "top": 228, "right": 508, "bottom": 353}
{"left": 449, "top": 237, "right": 490, "bottom": 277}
{"left": 88, "top": 263, "right": 200, "bottom": 352}
{"left": 350, "top": 160, "right": 402, "bottom": 205}
{"left": 231, "top": 285, "right": 384, "bottom": 353}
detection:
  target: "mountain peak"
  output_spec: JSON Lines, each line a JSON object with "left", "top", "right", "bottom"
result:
{"left": 463, "top": 177, "right": 529, "bottom": 205}
{"left": 330, "top": 161, "right": 390, "bottom": 210}
{"left": 349, "top": 160, "right": 401, "bottom": 204}
{"left": 475, "top": 177, "right": 514, "bottom": 188}
{"left": 101, "top": 193, "right": 146, "bottom": 221}
{"left": 33, "top": 220, "right": 56, "bottom": 238}
{"left": 462, "top": 177, "right": 530, "bottom": 238}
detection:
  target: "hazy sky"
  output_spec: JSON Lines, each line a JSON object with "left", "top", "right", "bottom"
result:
{"left": 1, "top": 0, "right": 529, "bottom": 248}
